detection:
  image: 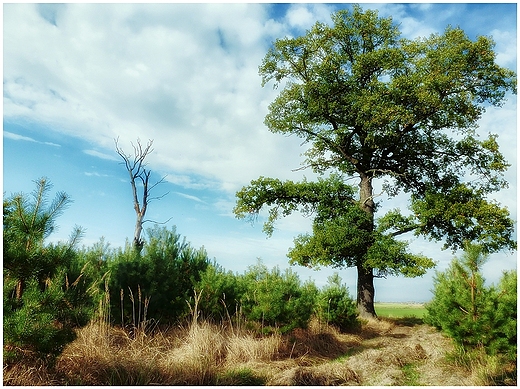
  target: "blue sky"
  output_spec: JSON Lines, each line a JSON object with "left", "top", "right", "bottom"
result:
{"left": 3, "top": 3, "right": 517, "bottom": 302}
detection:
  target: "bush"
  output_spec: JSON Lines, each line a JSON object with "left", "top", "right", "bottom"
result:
{"left": 315, "top": 273, "right": 359, "bottom": 331}
{"left": 240, "top": 261, "right": 318, "bottom": 333}
{"left": 486, "top": 270, "right": 517, "bottom": 359}
{"left": 4, "top": 276, "right": 77, "bottom": 361}
{"left": 195, "top": 262, "right": 245, "bottom": 321}
{"left": 425, "top": 243, "right": 517, "bottom": 360}
{"left": 107, "top": 225, "right": 210, "bottom": 326}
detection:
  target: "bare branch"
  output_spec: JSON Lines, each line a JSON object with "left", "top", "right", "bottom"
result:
{"left": 291, "top": 164, "right": 313, "bottom": 172}
{"left": 114, "top": 137, "right": 169, "bottom": 251}
{"left": 148, "top": 175, "right": 167, "bottom": 191}
{"left": 362, "top": 190, "right": 384, "bottom": 207}
{"left": 148, "top": 191, "right": 170, "bottom": 202}
{"left": 142, "top": 216, "right": 173, "bottom": 225}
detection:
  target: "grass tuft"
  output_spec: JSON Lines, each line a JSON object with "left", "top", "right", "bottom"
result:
{"left": 217, "top": 367, "right": 266, "bottom": 385}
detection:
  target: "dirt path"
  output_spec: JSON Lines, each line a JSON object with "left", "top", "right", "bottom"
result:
{"left": 251, "top": 319, "right": 473, "bottom": 386}
{"left": 343, "top": 320, "right": 471, "bottom": 385}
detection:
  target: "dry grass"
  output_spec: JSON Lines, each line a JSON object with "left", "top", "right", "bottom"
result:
{"left": 4, "top": 315, "right": 515, "bottom": 386}
{"left": 3, "top": 358, "right": 64, "bottom": 386}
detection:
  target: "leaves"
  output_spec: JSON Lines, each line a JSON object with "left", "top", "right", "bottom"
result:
{"left": 316, "top": 273, "right": 359, "bottom": 331}
{"left": 234, "top": 174, "right": 356, "bottom": 236}
{"left": 3, "top": 179, "right": 93, "bottom": 363}
{"left": 259, "top": 7, "right": 516, "bottom": 192}
{"left": 235, "top": 175, "right": 435, "bottom": 277}
{"left": 238, "top": 5, "right": 516, "bottom": 311}
{"left": 240, "top": 261, "right": 318, "bottom": 333}
{"left": 411, "top": 183, "right": 516, "bottom": 253}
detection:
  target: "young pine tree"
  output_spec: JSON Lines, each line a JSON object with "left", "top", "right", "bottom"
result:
{"left": 241, "top": 261, "right": 318, "bottom": 333}
{"left": 3, "top": 178, "right": 92, "bottom": 363}
{"left": 316, "top": 273, "right": 359, "bottom": 332}
{"left": 425, "top": 243, "right": 516, "bottom": 356}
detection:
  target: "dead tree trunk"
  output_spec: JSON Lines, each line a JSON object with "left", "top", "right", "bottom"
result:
{"left": 115, "top": 138, "right": 160, "bottom": 252}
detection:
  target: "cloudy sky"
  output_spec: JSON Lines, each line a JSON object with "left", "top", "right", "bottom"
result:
{"left": 3, "top": 3, "right": 517, "bottom": 302}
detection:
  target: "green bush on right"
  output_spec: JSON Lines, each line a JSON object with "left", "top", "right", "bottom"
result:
{"left": 425, "top": 243, "right": 516, "bottom": 360}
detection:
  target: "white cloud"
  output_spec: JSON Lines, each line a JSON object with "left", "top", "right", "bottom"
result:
{"left": 285, "top": 5, "right": 322, "bottom": 30}
{"left": 5, "top": 3, "right": 515, "bottom": 198}
{"left": 4, "top": 131, "right": 61, "bottom": 147}
{"left": 4, "top": 4, "right": 316, "bottom": 195}
{"left": 489, "top": 29, "right": 517, "bottom": 69}
{"left": 83, "top": 149, "right": 119, "bottom": 161}
{"left": 175, "top": 192, "right": 206, "bottom": 204}
{"left": 84, "top": 171, "right": 110, "bottom": 178}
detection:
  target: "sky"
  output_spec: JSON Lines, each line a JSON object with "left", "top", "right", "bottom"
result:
{"left": 3, "top": 3, "right": 517, "bottom": 302}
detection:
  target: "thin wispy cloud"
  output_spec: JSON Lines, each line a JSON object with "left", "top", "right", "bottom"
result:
{"left": 83, "top": 149, "right": 119, "bottom": 161}
{"left": 175, "top": 192, "right": 206, "bottom": 204}
{"left": 84, "top": 171, "right": 111, "bottom": 178}
{"left": 4, "top": 131, "right": 61, "bottom": 147}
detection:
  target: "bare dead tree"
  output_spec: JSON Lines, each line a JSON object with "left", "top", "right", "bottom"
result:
{"left": 115, "top": 137, "right": 169, "bottom": 251}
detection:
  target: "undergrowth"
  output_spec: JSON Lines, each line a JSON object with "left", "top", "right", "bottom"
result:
{"left": 3, "top": 315, "right": 516, "bottom": 386}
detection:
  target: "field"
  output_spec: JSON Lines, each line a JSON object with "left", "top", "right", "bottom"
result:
{"left": 375, "top": 302, "right": 427, "bottom": 319}
{"left": 4, "top": 304, "right": 515, "bottom": 386}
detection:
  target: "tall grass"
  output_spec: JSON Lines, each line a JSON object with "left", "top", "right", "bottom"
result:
{"left": 446, "top": 344, "right": 517, "bottom": 386}
{"left": 54, "top": 314, "right": 287, "bottom": 385}
{"left": 5, "top": 305, "right": 514, "bottom": 386}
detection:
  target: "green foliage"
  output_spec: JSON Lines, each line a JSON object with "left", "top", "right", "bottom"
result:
{"left": 486, "top": 270, "right": 517, "bottom": 359}
{"left": 4, "top": 276, "right": 77, "bottom": 362}
{"left": 236, "top": 176, "right": 436, "bottom": 278}
{"left": 240, "top": 261, "right": 318, "bottom": 333}
{"left": 315, "top": 273, "right": 359, "bottom": 331}
{"left": 73, "top": 238, "right": 113, "bottom": 320}
{"left": 234, "top": 174, "right": 357, "bottom": 237}
{"left": 3, "top": 178, "right": 95, "bottom": 363}
{"left": 107, "top": 225, "right": 210, "bottom": 326}
{"left": 195, "top": 262, "right": 245, "bottom": 321}
{"left": 425, "top": 243, "right": 516, "bottom": 360}
{"left": 260, "top": 6, "right": 515, "bottom": 191}
{"left": 411, "top": 183, "right": 516, "bottom": 253}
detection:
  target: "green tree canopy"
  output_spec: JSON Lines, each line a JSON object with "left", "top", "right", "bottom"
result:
{"left": 234, "top": 6, "right": 516, "bottom": 318}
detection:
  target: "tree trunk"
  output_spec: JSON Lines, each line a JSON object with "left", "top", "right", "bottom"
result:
{"left": 357, "top": 264, "right": 377, "bottom": 318}
{"left": 133, "top": 212, "right": 144, "bottom": 251}
{"left": 15, "top": 279, "right": 24, "bottom": 300}
{"left": 357, "top": 173, "right": 377, "bottom": 318}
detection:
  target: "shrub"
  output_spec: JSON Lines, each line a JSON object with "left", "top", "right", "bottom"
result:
{"left": 195, "top": 262, "right": 245, "bottom": 321}
{"left": 486, "top": 270, "right": 517, "bottom": 359}
{"left": 240, "top": 261, "right": 318, "bottom": 333}
{"left": 425, "top": 243, "right": 517, "bottom": 360}
{"left": 316, "top": 273, "right": 359, "bottom": 331}
{"left": 4, "top": 276, "right": 77, "bottom": 361}
{"left": 107, "top": 225, "right": 210, "bottom": 326}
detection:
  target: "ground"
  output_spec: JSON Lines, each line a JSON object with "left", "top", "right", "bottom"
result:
{"left": 239, "top": 318, "right": 472, "bottom": 386}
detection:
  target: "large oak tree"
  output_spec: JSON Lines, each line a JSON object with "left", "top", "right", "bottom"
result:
{"left": 234, "top": 6, "right": 516, "bottom": 318}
